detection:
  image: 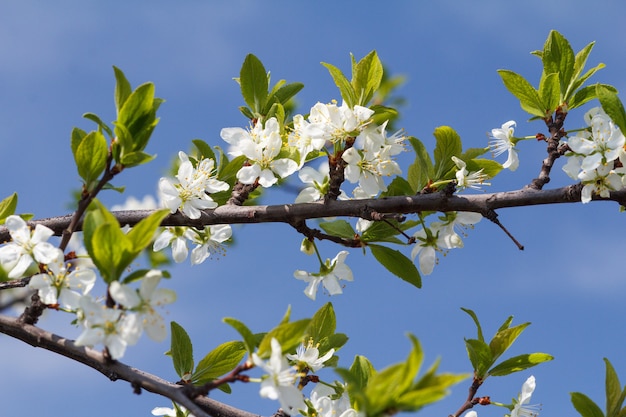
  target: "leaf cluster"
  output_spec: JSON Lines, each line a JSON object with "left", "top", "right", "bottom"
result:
{"left": 462, "top": 308, "right": 553, "bottom": 381}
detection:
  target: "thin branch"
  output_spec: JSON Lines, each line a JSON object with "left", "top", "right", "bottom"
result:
{"left": 0, "top": 314, "right": 261, "bottom": 417}
{"left": 3, "top": 185, "right": 624, "bottom": 242}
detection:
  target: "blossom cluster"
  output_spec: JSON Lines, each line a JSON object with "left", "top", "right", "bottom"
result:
{"left": 563, "top": 107, "right": 626, "bottom": 203}
{"left": 252, "top": 337, "right": 356, "bottom": 417}
{"left": 0, "top": 215, "right": 175, "bottom": 360}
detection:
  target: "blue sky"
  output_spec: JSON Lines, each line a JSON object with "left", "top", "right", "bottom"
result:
{"left": 2, "top": 1, "right": 626, "bottom": 416}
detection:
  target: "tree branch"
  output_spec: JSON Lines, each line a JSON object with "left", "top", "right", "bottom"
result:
{"left": 0, "top": 314, "right": 261, "bottom": 417}
{"left": 3, "top": 184, "right": 624, "bottom": 242}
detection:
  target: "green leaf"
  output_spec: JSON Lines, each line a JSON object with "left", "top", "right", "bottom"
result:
{"left": 351, "top": 50, "right": 383, "bottom": 106}
{"left": 366, "top": 335, "right": 424, "bottom": 415}
{"left": 542, "top": 30, "right": 575, "bottom": 91}
{"left": 321, "top": 62, "right": 357, "bottom": 108}
{"left": 539, "top": 72, "right": 561, "bottom": 112}
{"left": 489, "top": 322, "right": 530, "bottom": 361}
{"left": 433, "top": 126, "right": 462, "bottom": 179}
{"left": 369, "top": 244, "right": 421, "bottom": 289}
{"left": 0, "top": 193, "right": 18, "bottom": 224}
{"left": 192, "top": 139, "right": 217, "bottom": 162}
{"left": 597, "top": 85, "right": 626, "bottom": 136}
{"left": 605, "top": 358, "right": 626, "bottom": 417}
{"left": 497, "top": 69, "right": 546, "bottom": 118}
{"left": 91, "top": 223, "right": 129, "bottom": 283}
{"left": 270, "top": 82, "right": 304, "bottom": 106}
{"left": 306, "top": 302, "right": 337, "bottom": 344}
{"left": 319, "top": 220, "right": 356, "bottom": 240}
{"left": 466, "top": 158, "right": 503, "bottom": 179}
{"left": 461, "top": 307, "right": 484, "bottom": 342}
{"left": 407, "top": 136, "right": 433, "bottom": 192}
{"left": 223, "top": 317, "right": 257, "bottom": 355}
{"left": 115, "top": 82, "right": 158, "bottom": 152}
{"left": 319, "top": 333, "right": 349, "bottom": 354}
{"left": 257, "top": 319, "right": 311, "bottom": 359}
{"left": 381, "top": 176, "right": 414, "bottom": 198}
{"left": 170, "top": 321, "right": 194, "bottom": 380}
{"left": 192, "top": 341, "right": 246, "bottom": 385}
{"left": 70, "top": 127, "right": 87, "bottom": 156}
{"left": 126, "top": 209, "right": 170, "bottom": 253}
{"left": 571, "top": 392, "right": 605, "bottom": 417}
{"left": 488, "top": 353, "right": 554, "bottom": 376}
{"left": 113, "top": 66, "right": 132, "bottom": 113}
{"left": 83, "top": 113, "right": 114, "bottom": 138}
{"left": 569, "top": 85, "right": 601, "bottom": 109}
{"left": 120, "top": 151, "right": 156, "bottom": 168}
{"left": 464, "top": 338, "right": 492, "bottom": 378}
{"left": 240, "top": 54, "right": 268, "bottom": 113}
{"left": 75, "top": 130, "right": 108, "bottom": 186}
{"left": 360, "top": 219, "right": 405, "bottom": 243}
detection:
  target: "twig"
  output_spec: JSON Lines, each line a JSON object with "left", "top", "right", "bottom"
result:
{"left": 0, "top": 314, "right": 261, "bottom": 417}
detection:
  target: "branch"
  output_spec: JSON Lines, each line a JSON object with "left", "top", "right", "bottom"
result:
{"left": 0, "top": 314, "right": 261, "bottom": 417}
{"left": 3, "top": 184, "right": 623, "bottom": 242}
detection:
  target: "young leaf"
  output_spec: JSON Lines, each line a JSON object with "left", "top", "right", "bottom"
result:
{"left": 539, "top": 72, "right": 561, "bottom": 113}
{"left": 369, "top": 244, "right": 421, "bottom": 289}
{"left": 489, "top": 322, "right": 530, "bottom": 361}
{"left": 115, "top": 82, "right": 158, "bottom": 152}
{"left": 433, "top": 126, "right": 462, "bottom": 179}
{"left": 542, "top": 30, "right": 575, "bottom": 90}
{"left": 461, "top": 307, "right": 484, "bottom": 342}
{"left": 240, "top": 54, "right": 268, "bottom": 113}
{"left": 126, "top": 209, "right": 170, "bottom": 253}
{"left": 604, "top": 358, "right": 626, "bottom": 417}
{"left": 597, "top": 85, "right": 626, "bottom": 136}
{"left": 571, "top": 392, "right": 604, "bottom": 417}
{"left": 75, "top": 130, "right": 108, "bottom": 187}
{"left": 306, "top": 302, "right": 337, "bottom": 343}
{"left": 256, "top": 319, "right": 311, "bottom": 359}
{"left": 119, "top": 151, "right": 156, "bottom": 168}
{"left": 319, "top": 220, "right": 357, "bottom": 240}
{"left": 321, "top": 62, "right": 357, "bottom": 108}
{"left": 192, "top": 341, "right": 246, "bottom": 385}
{"left": 113, "top": 66, "right": 132, "bottom": 112}
{"left": 464, "top": 338, "right": 492, "bottom": 378}
{"left": 223, "top": 317, "right": 257, "bottom": 355}
{"left": 497, "top": 70, "right": 546, "bottom": 118}
{"left": 488, "top": 353, "right": 554, "bottom": 376}
{"left": 170, "top": 321, "right": 194, "bottom": 380}
{"left": 91, "top": 222, "right": 130, "bottom": 283}
{"left": 0, "top": 193, "right": 18, "bottom": 224}
{"left": 83, "top": 113, "right": 114, "bottom": 138}
{"left": 407, "top": 136, "right": 433, "bottom": 192}
{"left": 351, "top": 50, "right": 383, "bottom": 106}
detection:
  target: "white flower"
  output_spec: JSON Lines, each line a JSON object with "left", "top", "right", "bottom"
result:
{"left": 28, "top": 248, "right": 96, "bottom": 310}
{"left": 579, "top": 164, "right": 622, "bottom": 204}
{"left": 310, "top": 384, "right": 359, "bottom": 417}
{"left": 188, "top": 224, "right": 232, "bottom": 265}
{"left": 296, "top": 163, "right": 330, "bottom": 203}
{"left": 567, "top": 107, "right": 625, "bottom": 171}
{"left": 286, "top": 339, "right": 334, "bottom": 372}
{"left": 153, "top": 224, "right": 232, "bottom": 265}
{"left": 159, "top": 151, "right": 229, "bottom": 219}
{"left": 411, "top": 222, "right": 451, "bottom": 275}
{"left": 288, "top": 114, "right": 328, "bottom": 167}
{"left": 109, "top": 270, "right": 176, "bottom": 342}
{"left": 75, "top": 296, "right": 142, "bottom": 359}
{"left": 464, "top": 412, "right": 478, "bottom": 417}
{"left": 153, "top": 227, "right": 194, "bottom": 263}
{"left": 488, "top": 120, "right": 519, "bottom": 171}
{"left": 452, "top": 156, "right": 490, "bottom": 191}
{"left": 510, "top": 375, "right": 540, "bottom": 417}
{"left": 252, "top": 338, "right": 306, "bottom": 415}
{"left": 355, "top": 120, "right": 405, "bottom": 156}
{"left": 0, "top": 215, "right": 59, "bottom": 278}
{"left": 343, "top": 148, "right": 390, "bottom": 197}
{"left": 438, "top": 212, "right": 482, "bottom": 249}
{"left": 227, "top": 118, "right": 298, "bottom": 188}
{"left": 294, "top": 251, "right": 353, "bottom": 300}
{"left": 305, "top": 101, "right": 374, "bottom": 144}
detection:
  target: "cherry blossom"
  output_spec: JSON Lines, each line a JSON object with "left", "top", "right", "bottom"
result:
{"left": 294, "top": 251, "right": 353, "bottom": 300}
{"left": 488, "top": 120, "right": 519, "bottom": 171}
{"left": 0, "top": 215, "right": 59, "bottom": 279}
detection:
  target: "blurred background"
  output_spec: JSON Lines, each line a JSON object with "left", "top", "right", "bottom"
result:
{"left": 1, "top": 1, "right": 626, "bottom": 416}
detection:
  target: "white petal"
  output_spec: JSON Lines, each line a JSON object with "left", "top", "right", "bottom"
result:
{"left": 237, "top": 164, "right": 261, "bottom": 184}
{"left": 109, "top": 281, "right": 141, "bottom": 308}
